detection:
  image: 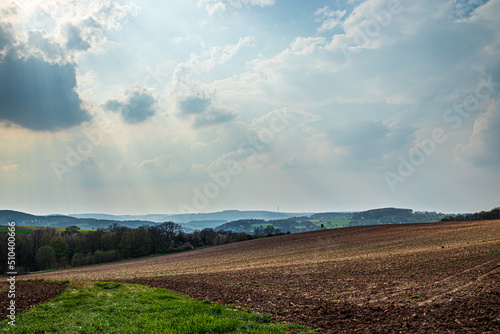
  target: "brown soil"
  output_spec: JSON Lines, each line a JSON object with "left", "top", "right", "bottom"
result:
{"left": 116, "top": 244, "right": 500, "bottom": 333}
{"left": 19, "top": 220, "right": 500, "bottom": 333}
{"left": 0, "top": 281, "right": 67, "bottom": 321}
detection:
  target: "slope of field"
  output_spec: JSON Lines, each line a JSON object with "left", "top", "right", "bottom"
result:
{"left": 1, "top": 282, "right": 310, "bottom": 333}
{"left": 22, "top": 220, "right": 500, "bottom": 333}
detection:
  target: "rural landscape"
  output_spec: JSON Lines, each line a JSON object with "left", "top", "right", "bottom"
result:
{"left": 1, "top": 207, "right": 499, "bottom": 333}
{"left": 1, "top": 0, "right": 500, "bottom": 333}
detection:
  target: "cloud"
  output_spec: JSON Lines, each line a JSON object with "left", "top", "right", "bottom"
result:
{"left": 178, "top": 96, "right": 212, "bottom": 115}
{"left": 185, "top": 108, "right": 321, "bottom": 177}
{"left": 139, "top": 154, "right": 175, "bottom": 170}
{"left": 329, "top": 120, "right": 415, "bottom": 170}
{"left": 0, "top": 52, "right": 91, "bottom": 131}
{"left": 104, "top": 84, "right": 157, "bottom": 124}
{"left": 177, "top": 95, "right": 237, "bottom": 127}
{"left": 0, "top": 161, "right": 19, "bottom": 171}
{"left": 453, "top": 0, "right": 490, "bottom": 20}
{"left": 315, "top": 7, "right": 347, "bottom": 32}
{"left": 171, "top": 36, "right": 254, "bottom": 90}
{"left": 454, "top": 101, "right": 500, "bottom": 167}
{"left": 168, "top": 37, "right": 254, "bottom": 127}
{"left": 64, "top": 24, "right": 91, "bottom": 51}
{"left": 2, "top": 0, "right": 137, "bottom": 61}
{"left": 0, "top": 0, "right": 140, "bottom": 131}
{"left": 198, "top": 0, "right": 275, "bottom": 15}
{"left": 331, "top": 120, "right": 388, "bottom": 147}
{"left": 289, "top": 36, "right": 327, "bottom": 54}
{"left": 0, "top": 23, "right": 12, "bottom": 50}
{"left": 192, "top": 106, "right": 237, "bottom": 127}
{"left": 27, "top": 30, "right": 64, "bottom": 62}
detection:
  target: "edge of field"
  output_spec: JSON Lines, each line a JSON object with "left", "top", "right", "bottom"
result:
{"left": 0, "top": 280, "right": 314, "bottom": 333}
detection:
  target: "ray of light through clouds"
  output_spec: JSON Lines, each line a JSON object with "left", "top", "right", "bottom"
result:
{"left": 0, "top": 0, "right": 499, "bottom": 215}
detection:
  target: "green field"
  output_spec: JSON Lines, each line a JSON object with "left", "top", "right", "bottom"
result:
{"left": 0, "top": 226, "right": 33, "bottom": 236}
{"left": 0, "top": 225, "right": 93, "bottom": 235}
{"left": 0, "top": 281, "right": 313, "bottom": 334}
{"left": 311, "top": 217, "right": 351, "bottom": 229}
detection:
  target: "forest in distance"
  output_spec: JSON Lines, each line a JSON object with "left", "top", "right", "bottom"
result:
{"left": 0, "top": 222, "right": 285, "bottom": 274}
{"left": 0, "top": 207, "right": 445, "bottom": 232}
{"left": 0, "top": 206, "right": 498, "bottom": 275}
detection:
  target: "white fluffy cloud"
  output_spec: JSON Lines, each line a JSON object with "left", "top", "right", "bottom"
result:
{"left": 2, "top": 0, "right": 500, "bottom": 214}
{"left": 2, "top": 0, "right": 137, "bottom": 60}
{"left": 0, "top": 0, "right": 138, "bottom": 131}
{"left": 315, "top": 7, "right": 347, "bottom": 32}
{"left": 168, "top": 36, "right": 254, "bottom": 127}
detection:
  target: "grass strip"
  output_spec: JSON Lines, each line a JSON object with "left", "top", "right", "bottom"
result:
{"left": 0, "top": 281, "right": 314, "bottom": 333}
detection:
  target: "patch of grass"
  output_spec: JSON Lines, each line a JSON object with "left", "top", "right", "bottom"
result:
{"left": 0, "top": 281, "right": 314, "bottom": 333}
{"left": 21, "top": 225, "right": 94, "bottom": 234}
{"left": 0, "top": 225, "right": 94, "bottom": 235}
{"left": 0, "top": 226, "right": 33, "bottom": 236}
{"left": 314, "top": 217, "right": 351, "bottom": 229}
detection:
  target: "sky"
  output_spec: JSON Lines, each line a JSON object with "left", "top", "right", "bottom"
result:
{"left": 0, "top": 0, "right": 499, "bottom": 216}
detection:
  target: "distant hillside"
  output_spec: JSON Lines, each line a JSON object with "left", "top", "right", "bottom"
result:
{"left": 349, "top": 208, "right": 444, "bottom": 226}
{"left": 309, "top": 212, "right": 353, "bottom": 220}
{"left": 179, "top": 220, "right": 228, "bottom": 233}
{"left": 215, "top": 208, "right": 445, "bottom": 234}
{"left": 441, "top": 207, "right": 500, "bottom": 222}
{"left": 0, "top": 210, "right": 312, "bottom": 231}
{"left": 69, "top": 210, "right": 306, "bottom": 223}
{"left": 1, "top": 208, "right": 446, "bottom": 233}
{"left": 165, "top": 210, "right": 305, "bottom": 223}
{"left": 0, "top": 210, "right": 37, "bottom": 223}
{"left": 216, "top": 217, "right": 319, "bottom": 234}
{"left": 69, "top": 213, "right": 130, "bottom": 221}
{"left": 0, "top": 210, "right": 79, "bottom": 227}
{"left": 0, "top": 210, "right": 156, "bottom": 230}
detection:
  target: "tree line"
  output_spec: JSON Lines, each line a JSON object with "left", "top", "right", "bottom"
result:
{"left": 441, "top": 207, "right": 500, "bottom": 222}
{"left": 0, "top": 222, "right": 284, "bottom": 274}
{"left": 217, "top": 218, "right": 317, "bottom": 234}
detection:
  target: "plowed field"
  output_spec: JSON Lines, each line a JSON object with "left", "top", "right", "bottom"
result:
{"left": 20, "top": 220, "right": 500, "bottom": 333}
{"left": 0, "top": 281, "right": 67, "bottom": 321}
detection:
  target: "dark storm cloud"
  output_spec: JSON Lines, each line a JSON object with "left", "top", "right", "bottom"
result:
{"left": 104, "top": 85, "right": 156, "bottom": 124}
{"left": 0, "top": 52, "right": 91, "bottom": 131}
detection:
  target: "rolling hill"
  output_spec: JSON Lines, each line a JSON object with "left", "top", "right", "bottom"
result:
{"left": 19, "top": 220, "right": 500, "bottom": 333}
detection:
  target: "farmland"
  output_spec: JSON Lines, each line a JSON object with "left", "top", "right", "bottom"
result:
{"left": 0, "top": 226, "right": 33, "bottom": 236}
{"left": 9, "top": 220, "right": 500, "bottom": 332}
{"left": 0, "top": 225, "right": 94, "bottom": 236}
{"left": 310, "top": 217, "right": 351, "bottom": 229}
{"left": 1, "top": 281, "right": 309, "bottom": 333}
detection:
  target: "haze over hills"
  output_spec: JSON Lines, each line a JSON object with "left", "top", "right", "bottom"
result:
{"left": 0, "top": 209, "right": 314, "bottom": 232}
{"left": 0, "top": 208, "right": 447, "bottom": 233}
{"left": 0, "top": 210, "right": 154, "bottom": 230}
{"left": 69, "top": 210, "right": 308, "bottom": 223}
